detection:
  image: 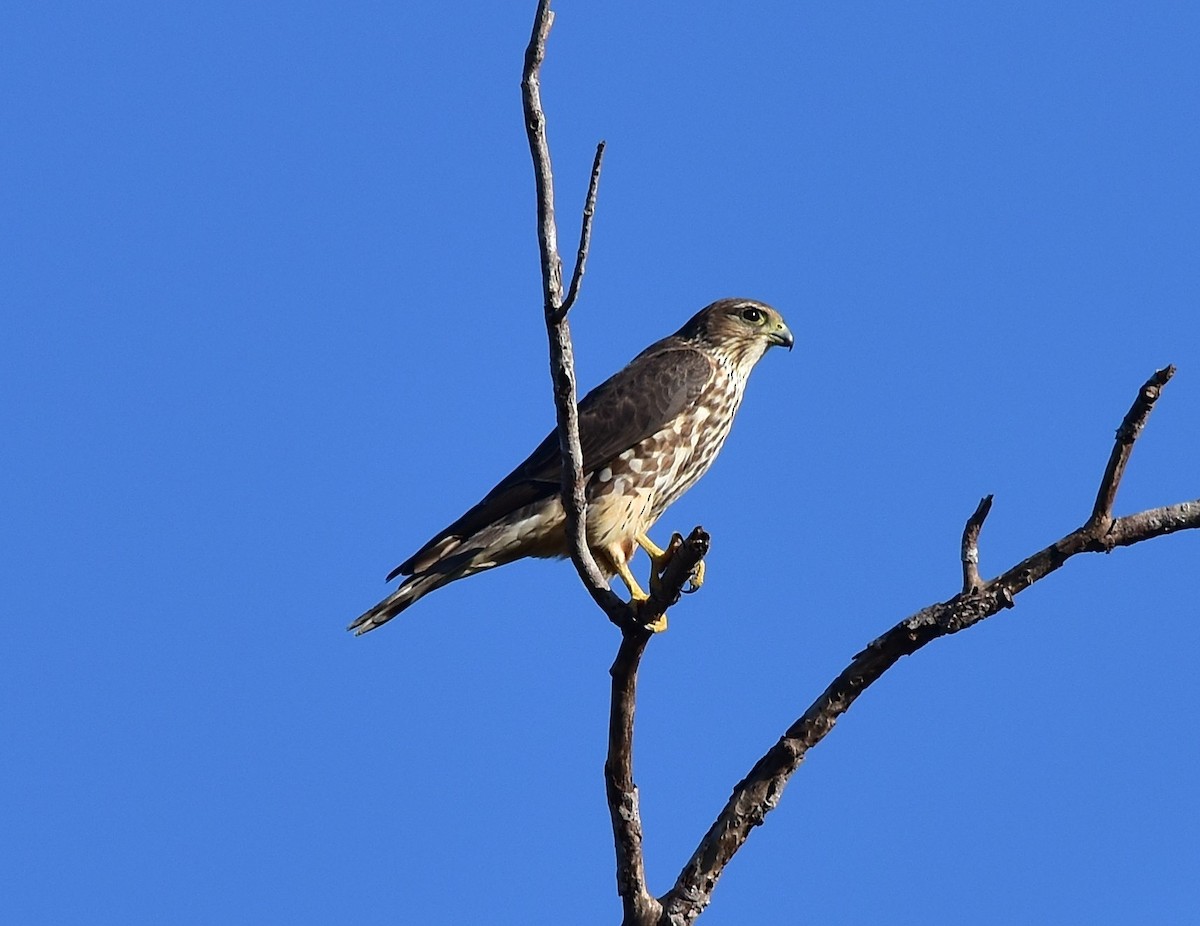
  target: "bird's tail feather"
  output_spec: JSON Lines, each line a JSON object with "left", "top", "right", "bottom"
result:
{"left": 347, "top": 572, "right": 449, "bottom": 636}
{"left": 348, "top": 545, "right": 488, "bottom": 635}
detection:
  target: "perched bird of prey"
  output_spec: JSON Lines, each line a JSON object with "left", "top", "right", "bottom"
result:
{"left": 349, "top": 298, "right": 792, "bottom": 635}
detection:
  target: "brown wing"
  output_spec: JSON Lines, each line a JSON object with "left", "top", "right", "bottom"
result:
{"left": 391, "top": 344, "right": 712, "bottom": 579}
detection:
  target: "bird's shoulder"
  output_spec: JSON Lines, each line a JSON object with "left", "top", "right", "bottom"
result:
{"left": 502, "top": 340, "right": 714, "bottom": 488}
{"left": 582, "top": 338, "right": 713, "bottom": 414}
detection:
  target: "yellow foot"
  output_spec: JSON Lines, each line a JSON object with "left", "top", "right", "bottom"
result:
{"left": 640, "top": 531, "right": 675, "bottom": 598}
{"left": 618, "top": 552, "right": 667, "bottom": 632}
{"left": 637, "top": 532, "right": 669, "bottom": 568}
{"left": 641, "top": 531, "right": 706, "bottom": 596}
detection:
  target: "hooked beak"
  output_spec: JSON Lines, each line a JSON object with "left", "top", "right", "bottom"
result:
{"left": 769, "top": 321, "right": 794, "bottom": 351}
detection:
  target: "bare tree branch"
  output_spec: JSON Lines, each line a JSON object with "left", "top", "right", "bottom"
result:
{"left": 960, "top": 494, "right": 993, "bottom": 593}
{"left": 640, "top": 528, "right": 711, "bottom": 630}
{"left": 521, "top": 6, "right": 713, "bottom": 922}
{"left": 521, "top": 0, "right": 626, "bottom": 626}
{"left": 606, "top": 630, "right": 657, "bottom": 923}
{"left": 661, "top": 368, "right": 1198, "bottom": 924}
{"left": 561, "top": 142, "right": 606, "bottom": 320}
{"left": 1101, "top": 500, "right": 1200, "bottom": 547}
{"left": 1091, "top": 365, "right": 1175, "bottom": 527}
{"left": 603, "top": 527, "right": 710, "bottom": 925}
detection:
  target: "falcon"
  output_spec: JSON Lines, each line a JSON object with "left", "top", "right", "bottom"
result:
{"left": 349, "top": 298, "right": 792, "bottom": 635}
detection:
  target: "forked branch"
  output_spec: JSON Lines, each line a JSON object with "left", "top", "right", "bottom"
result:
{"left": 521, "top": 7, "right": 705, "bottom": 922}
{"left": 521, "top": 0, "right": 623, "bottom": 625}
{"left": 660, "top": 367, "right": 1198, "bottom": 923}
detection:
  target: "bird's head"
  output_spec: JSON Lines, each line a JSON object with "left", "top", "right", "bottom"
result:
{"left": 677, "top": 298, "right": 793, "bottom": 372}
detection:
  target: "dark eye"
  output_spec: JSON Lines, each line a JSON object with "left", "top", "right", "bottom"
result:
{"left": 740, "top": 306, "right": 765, "bottom": 323}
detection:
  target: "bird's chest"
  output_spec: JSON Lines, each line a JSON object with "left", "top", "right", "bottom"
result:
{"left": 588, "top": 368, "right": 744, "bottom": 521}
{"left": 654, "top": 378, "right": 743, "bottom": 510}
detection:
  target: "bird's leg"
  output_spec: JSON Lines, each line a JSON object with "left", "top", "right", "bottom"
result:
{"left": 636, "top": 532, "right": 670, "bottom": 570}
{"left": 611, "top": 557, "right": 650, "bottom": 604}
{"left": 612, "top": 551, "right": 668, "bottom": 634}
{"left": 639, "top": 532, "right": 672, "bottom": 600}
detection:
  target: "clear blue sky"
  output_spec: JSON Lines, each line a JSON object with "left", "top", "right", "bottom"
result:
{"left": 4, "top": 2, "right": 1198, "bottom": 923}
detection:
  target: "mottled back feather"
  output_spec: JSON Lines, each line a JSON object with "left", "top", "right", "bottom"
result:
{"left": 393, "top": 344, "right": 711, "bottom": 578}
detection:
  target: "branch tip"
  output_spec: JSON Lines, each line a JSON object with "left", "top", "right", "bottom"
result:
{"left": 559, "top": 139, "right": 606, "bottom": 319}
{"left": 960, "top": 494, "right": 994, "bottom": 593}
{"left": 1091, "top": 365, "right": 1176, "bottom": 525}
{"left": 641, "top": 526, "right": 710, "bottom": 624}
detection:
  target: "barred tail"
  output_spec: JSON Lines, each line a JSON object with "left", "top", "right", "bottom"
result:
{"left": 347, "top": 572, "right": 452, "bottom": 636}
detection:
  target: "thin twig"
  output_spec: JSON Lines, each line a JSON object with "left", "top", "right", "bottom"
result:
{"left": 960, "top": 494, "right": 994, "bottom": 593}
{"left": 521, "top": 1, "right": 562, "bottom": 311}
{"left": 560, "top": 141, "right": 606, "bottom": 320}
{"left": 661, "top": 369, "right": 1198, "bottom": 924}
{"left": 1091, "top": 365, "right": 1175, "bottom": 527}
